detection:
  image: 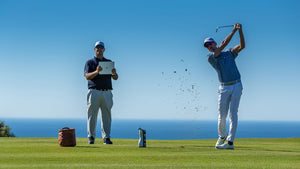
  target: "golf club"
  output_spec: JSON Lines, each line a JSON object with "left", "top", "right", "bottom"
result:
{"left": 216, "top": 25, "right": 234, "bottom": 32}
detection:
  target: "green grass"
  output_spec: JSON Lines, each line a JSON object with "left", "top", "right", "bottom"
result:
{"left": 0, "top": 137, "right": 299, "bottom": 169}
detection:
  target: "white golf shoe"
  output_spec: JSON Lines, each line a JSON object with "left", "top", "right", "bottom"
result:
{"left": 216, "top": 142, "right": 234, "bottom": 149}
{"left": 215, "top": 136, "right": 227, "bottom": 147}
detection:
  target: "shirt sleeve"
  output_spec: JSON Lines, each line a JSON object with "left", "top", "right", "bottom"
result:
{"left": 207, "top": 53, "right": 217, "bottom": 69}
{"left": 229, "top": 48, "right": 238, "bottom": 58}
{"left": 84, "top": 61, "right": 90, "bottom": 75}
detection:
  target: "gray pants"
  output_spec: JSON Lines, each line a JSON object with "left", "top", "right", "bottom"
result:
{"left": 218, "top": 82, "right": 243, "bottom": 142}
{"left": 87, "top": 89, "right": 113, "bottom": 139}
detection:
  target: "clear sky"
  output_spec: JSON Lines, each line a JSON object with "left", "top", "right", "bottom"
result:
{"left": 0, "top": 0, "right": 299, "bottom": 121}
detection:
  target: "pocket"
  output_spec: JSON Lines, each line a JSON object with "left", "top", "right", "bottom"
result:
{"left": 218, "top": 85, "right": 228, "bottom": 94}
{"left": 237, "top": 82, "right": 243, "bottom": 92}
{"left": 232, "top": 83, "right": 243, "bottom": 98}
{"left": 87, "top": 89, "right": 96, "bottom": 105}
{"left": 109, "top": 91, "right": 113, "bottom": 99}
{"left": 106, "top": 91, "right": 113, "bottom": 109}
{"left": 87, "top": 90, "right": 92, "bottom": 105}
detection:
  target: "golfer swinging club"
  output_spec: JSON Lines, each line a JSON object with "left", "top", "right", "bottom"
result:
{"left": 204, "top": 23, "right": 245, "bottom": 149}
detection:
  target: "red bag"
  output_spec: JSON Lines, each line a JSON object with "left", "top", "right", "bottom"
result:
{"left": 58, "top": 127, "right": 76, "bottom": 147}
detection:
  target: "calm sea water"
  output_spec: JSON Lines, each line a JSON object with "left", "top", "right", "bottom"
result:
{"left": 2, "top": 118, "right": 300, "bottom": 140}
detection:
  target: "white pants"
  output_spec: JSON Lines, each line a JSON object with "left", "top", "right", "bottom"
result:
{"left": 218, "top": 82, "right": 242, "bottom": 142}
{"left": 87, "top": 89, "right": 113, "bottom": 139}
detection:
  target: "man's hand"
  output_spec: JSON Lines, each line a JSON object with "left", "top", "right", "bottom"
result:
{"left": 112, "top": 68, "right": 116, "bottom": 75}
{"left": 234, "top": 23, "right": 242, "bottom": 31}
{"left": 96, "top": 65, "right": 102, "bottom": 73}
{"left": 112, "top": 68, "right": 118, "bottom": 80}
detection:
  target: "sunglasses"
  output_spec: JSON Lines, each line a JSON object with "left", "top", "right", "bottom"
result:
{"left": 204, "top": 42, "right": 214, "bottom": 48}
{"left": 95, "top": 46, "right": 104, "bottom": 49}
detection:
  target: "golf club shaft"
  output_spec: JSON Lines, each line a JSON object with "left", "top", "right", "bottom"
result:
{"left": 216, "top": 25, "right": 234, "bottom": 32}
{"left": 218, "top": 25, "right": 234, "bottom": 28}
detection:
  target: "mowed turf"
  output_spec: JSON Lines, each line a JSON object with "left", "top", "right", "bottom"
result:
{"left": 0, "top": 137, "right": 299, "bottom": 169}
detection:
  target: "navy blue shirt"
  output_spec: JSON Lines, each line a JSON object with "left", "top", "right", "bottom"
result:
{"left": 84, "top": 57, "right": 113, "bottom": 90}
{"left": 207, "top": 48, "right": 241, "bottom": 83}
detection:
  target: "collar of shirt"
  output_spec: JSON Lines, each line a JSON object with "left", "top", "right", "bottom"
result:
{"left": 94, "top": 56, "right": 109, "bottom": 62}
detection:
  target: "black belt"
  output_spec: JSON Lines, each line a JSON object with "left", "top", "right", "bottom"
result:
{"left": 221, "top": 80, "right": 241, "bottom": 86}
{"left": 89, "top": 87, "right": 110, "bottom": 91}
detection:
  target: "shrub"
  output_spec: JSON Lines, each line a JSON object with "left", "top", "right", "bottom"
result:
{"left": 0, "top": 121, "right": 15, "bottom": 137}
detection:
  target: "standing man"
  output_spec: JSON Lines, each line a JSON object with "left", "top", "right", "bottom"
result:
{"left": 204, "top": 23, "right": 245, "bottom": 149}
{"left": 84, "top": 41, "right": 118, "bottom": 144}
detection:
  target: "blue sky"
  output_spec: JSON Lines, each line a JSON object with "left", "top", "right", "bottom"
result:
{"left": 0, "top": 0, "right": 299, "bottom": 121}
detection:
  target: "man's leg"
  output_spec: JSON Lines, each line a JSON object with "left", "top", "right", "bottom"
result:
{"left": 227, "top": 83, "right": 243, "bottom": 143}
{"left": 218, "top": 85, "right": 231, "bottom": 139}
{"left": 87, "top": 89, "right": 100, "bottom": 139}
{"left": 100, "top": 91, "right": 113, "bottom": 140}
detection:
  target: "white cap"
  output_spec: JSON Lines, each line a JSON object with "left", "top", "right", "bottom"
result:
{"left": 95, "top": 41, "right": 105, "bottom": 48}
{"left": 203, "top": 37, "right": 215, "bottom": 47}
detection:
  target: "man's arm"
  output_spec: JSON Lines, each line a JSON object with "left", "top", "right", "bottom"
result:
{"left": 84, "top": 66, "right": 102, "bottom": 80}
{"left": 233, "top": 23, "right": 245, "bottom": 55}
{"left": 112, "top": 68, "right": 118, "bottom": 80}
{"left": 214, "top": 24, "right": 239, "bottom": 58}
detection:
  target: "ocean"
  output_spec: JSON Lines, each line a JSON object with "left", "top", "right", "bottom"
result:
{"left": 2, "top": 118, "right": 300, "bottom": 140}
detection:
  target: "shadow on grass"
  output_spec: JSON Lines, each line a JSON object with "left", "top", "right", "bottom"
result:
{"left": 262, "top": 149, "right": 298, "bottom": 153}
{"left": 76, "top": 146, "right": 101, "bottom": 149}
{"left": 237, "top": 146, "right": 298, "bottom": 153}
{"left": 189, "top": 145, "right": 215, "bottom": 148}
{"left": 148, "top": 145, "right": 215, "bottom": 149}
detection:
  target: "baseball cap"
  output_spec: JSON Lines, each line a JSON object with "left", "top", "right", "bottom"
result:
{"left": 203, "top": 38, "right": 215, "bottom": 47}
{"left": 95, "top": 41, "right": 105, "bottom": 48}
